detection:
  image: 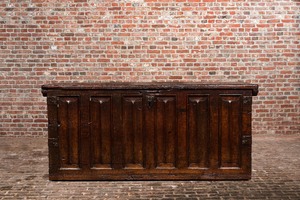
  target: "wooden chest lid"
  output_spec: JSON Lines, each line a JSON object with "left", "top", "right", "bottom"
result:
{"left": 42, "top": 81, "right": 258, "bottom": 96}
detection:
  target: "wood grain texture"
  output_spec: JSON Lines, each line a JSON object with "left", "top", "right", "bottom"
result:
{"left": 42, "top": 82, "right": 258, "bottom": 180}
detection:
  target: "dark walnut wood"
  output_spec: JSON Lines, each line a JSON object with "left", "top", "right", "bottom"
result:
{"left": 42, "top": 82, "right": 258, "bottom": 180}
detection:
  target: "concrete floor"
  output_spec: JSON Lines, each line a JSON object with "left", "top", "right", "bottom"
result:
{"left": 0, "top": 134, "right": 299, "bottom": 199}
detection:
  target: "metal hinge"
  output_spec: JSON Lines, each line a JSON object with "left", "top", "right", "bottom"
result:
{"left": 147, "top": 95, "right": 156, "bottom": 109}
{"left": 48, "top": 96, "right": 58, "bottom": 106}
{"left": 49, "top": 138, "right": 58, "bottom": 147}
{"left": 242, "top": 135, "right": 251, "bottom": 145}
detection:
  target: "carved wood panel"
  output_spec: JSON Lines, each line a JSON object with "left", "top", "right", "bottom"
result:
{"left": 219, "top": 95, "right": 242, "bottom": 169}
{"left": 42, "top": 82, "right": 258, "bottom": 180}
{"left": 122, "top": 96, "right": 144, "bottom": 169}
{"left": 57, "top": 97, "right": 80, "bottom": 169}
{"left": 187, "top": 95, "right": 210, "bottom": 169}
{"left": 89, "top": 96, "right": 112, "bottom": 169}
{"left": 155, "top": 96, "right": 177, "bottom": 169}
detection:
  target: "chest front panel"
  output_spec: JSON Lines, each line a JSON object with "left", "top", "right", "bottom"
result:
{"left": 43, "top": 83, "right": 257, "bottom": 180}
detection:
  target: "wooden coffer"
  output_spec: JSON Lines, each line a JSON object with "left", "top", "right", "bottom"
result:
{"left": 42, "top": 82, "right": 258, "bottom": 180}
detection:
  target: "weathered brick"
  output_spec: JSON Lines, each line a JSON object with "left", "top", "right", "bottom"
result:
{"left": 0, "top": 0, "right": 299, "bottom": 136}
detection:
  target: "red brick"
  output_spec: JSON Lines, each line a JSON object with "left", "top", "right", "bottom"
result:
{"left": 0, "top": 0, "right": 298, "bottom": 136}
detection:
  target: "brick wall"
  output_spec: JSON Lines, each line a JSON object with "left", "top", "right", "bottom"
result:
{"left": 0, "top": 0, "right": 299, "bottom": 136}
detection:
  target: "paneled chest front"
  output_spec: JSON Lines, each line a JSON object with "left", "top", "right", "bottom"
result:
{"left": 42, "top": 82, "right": 258, "bottom": 180}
